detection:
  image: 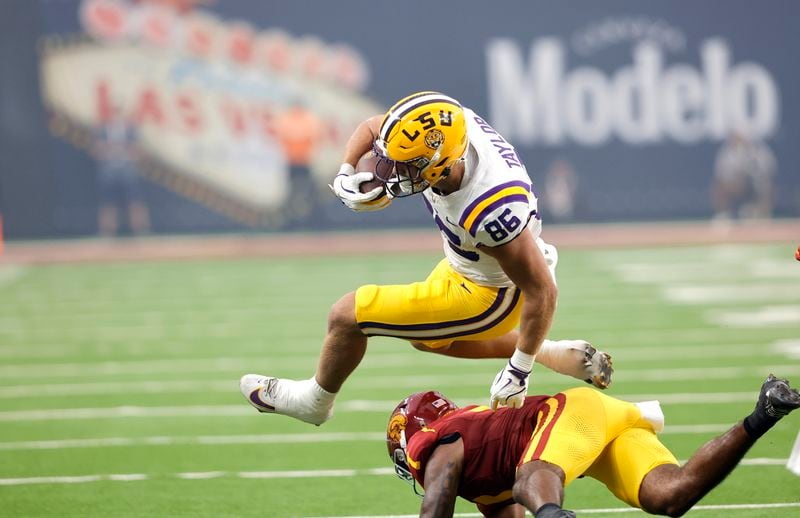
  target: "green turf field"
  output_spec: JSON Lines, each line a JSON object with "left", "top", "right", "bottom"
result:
{"left": 1, "top": 242, "right": 799, "bottom": 517}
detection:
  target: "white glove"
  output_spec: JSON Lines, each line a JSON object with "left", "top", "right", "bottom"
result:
{"left": 329, "top": 163, "right": 391, "bottom": 212}
{"left": 490, "top": 360, "right": 531, "bottom": 410}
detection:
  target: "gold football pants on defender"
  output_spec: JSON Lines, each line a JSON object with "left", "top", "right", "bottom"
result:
{"left": 520, "top": 387, "right": 679, "bottom": 509}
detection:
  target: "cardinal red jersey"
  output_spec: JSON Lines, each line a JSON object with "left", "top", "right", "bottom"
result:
{"left": 405, "top": 395, "right": 549, "bottom": 507}
{"left": 404, "top": 388, "right": 679, "bottom": 512}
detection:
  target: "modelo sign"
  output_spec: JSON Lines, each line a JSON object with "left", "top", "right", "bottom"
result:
{"left": 487, "top": 18, "right": 780, "bottom": 146}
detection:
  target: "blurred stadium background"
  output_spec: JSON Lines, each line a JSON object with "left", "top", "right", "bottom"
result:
{"left": 0, "top": 1, "right": 798, "bottom": 517}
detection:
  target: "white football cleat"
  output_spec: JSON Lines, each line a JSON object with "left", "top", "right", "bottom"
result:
{"left": 240, "top": 374, "right": 334, "bottom": 426}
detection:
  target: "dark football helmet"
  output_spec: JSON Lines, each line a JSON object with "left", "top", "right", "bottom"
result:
{"left": 386, "top": 391, "right": 458, "bottom": 494}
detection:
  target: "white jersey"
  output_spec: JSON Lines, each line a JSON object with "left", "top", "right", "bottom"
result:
{"left": 422, "top": 108, "right": 550, "bottom": 287}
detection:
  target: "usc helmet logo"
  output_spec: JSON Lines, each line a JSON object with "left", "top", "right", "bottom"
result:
{"left": 387, "top": 413, "right": 407, "bottom": 443}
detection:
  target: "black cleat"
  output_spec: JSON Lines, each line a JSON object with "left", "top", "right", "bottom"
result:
{"left": 758, "top": 374, "right": 800, "bottom": 419}
{"left": 535, "top": 504, "right": 577, "bottom": 518}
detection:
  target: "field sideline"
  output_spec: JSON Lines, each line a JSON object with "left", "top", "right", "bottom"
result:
{"left": 2, "top": 219, "right": 798, "bottom": 264}
{"left": 1, "top": 223, "right": 799, "bottom": 517}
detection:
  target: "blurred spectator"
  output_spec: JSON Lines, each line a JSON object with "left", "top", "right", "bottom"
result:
{"left": 92, "top": 114, "right": 151, "bottom": 237}
{"left": 712, "top": 132, "right": 776, "bottom": 221}
{"left": 542, "top": 158, "right": 578, "bottom": 222}
{"left": 135, "top": 0, "right": 210, "bottom": 13}
{"left": 274, "top": 101, "right": 325, "bottom": 222}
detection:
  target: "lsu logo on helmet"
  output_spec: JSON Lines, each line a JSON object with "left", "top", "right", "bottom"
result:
{"left": 424, "top": 128, "right": 445, "bottom": 150}
{"left": 376, "top": 92, "right": 468, "bottom": 186}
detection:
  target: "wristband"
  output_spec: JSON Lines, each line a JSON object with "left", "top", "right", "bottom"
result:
{"left": 510, "top": 348, "right": 534, "bottom": 373}
{"left": 338, "top": 163, "right": 355, "bottom": 176}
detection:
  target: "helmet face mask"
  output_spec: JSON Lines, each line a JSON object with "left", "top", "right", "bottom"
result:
{"left": 372, "top": 142, "right": 431, "bottom": 197}
{"left": 386, "top": 391, "right": 458, "bottom": 496}
{"left": 376, "top": 91, "right": 468, "bottom": 195}
{"left": 392, "top": 447, "right": 412, "bottom": 481}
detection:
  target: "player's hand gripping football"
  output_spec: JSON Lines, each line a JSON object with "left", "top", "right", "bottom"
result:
{"left": 329, "top": 163, "right": 391, "bottom": 212}
{"left": 490, "top": 360, "right": 530, "bottom": 410}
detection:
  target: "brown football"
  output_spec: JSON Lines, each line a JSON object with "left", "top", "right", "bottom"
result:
{"left": 356, "top": 150, "right": 389, "bottom": 194}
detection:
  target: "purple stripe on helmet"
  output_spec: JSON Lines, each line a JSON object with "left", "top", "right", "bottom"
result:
{"left": 458, "top": 181, "right": 530, "bottom": 227}
{"left": 466, "top": 193, "right": 529, "bottom": 237}
{"left": 249, "top": 390, "right": 275, "bottom": 412}
{"left": 382, "top": 94, "right": 461, "bottom": 142}
{"left": 359, "top": 287, "right": 522, "bottom": 340}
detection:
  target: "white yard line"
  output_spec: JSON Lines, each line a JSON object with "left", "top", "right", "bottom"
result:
{"left": 608, "top": 343, "right": 775, "bottom": 360}
{"left": 0, "top": 326, "right": 790, "bottom": 361}
{"left": 311, "top": 501, "right": 800, "bottom": 518}
{"left": 708, "top": 306, "right": 800, "bottom": 327}
{"left": 772, "top": 339, "right": 800, "bottom": 359}
{"left": 664, "top": 285, "right": 800, "bottom": 304}
{"left": 0, "top": 473, "right": 148, "bottom": 485}
{"left": 0, "top": 265, "right": 27, "bottom": 288}
{"left": 0, "top": 354, "right": 445, "bottom": 379}
{"left": 0, "top": 370, "right": 780, "bottom": 401}
{"left": 2, "top": 340, "right": 792, "bottom": 378}
{"left": 0, "top": 380, "right": 240, "bottom": 398}
{"left": 0, "top": 424, "right": 731, "bottom": 451}
{"left": 608, "top": 253, "right": 800, "bottom": 333}
{"left": 0, "top": 388, "right": 783, "bottom": 421}
{"left": 291, "top": 364, "right": 800, "bottom": 388}
{"left": 0, "top": 405, "right": 253, "bottom": 421}
{"left": 0, "top": 461, "right": 787, "bottom": 487}
{"left": 612, "top": 259, "right": 799, "bottom": 283}
{"left": 0, "top": 432, "right": 387, "bottom": 450}
{"left": 0, "top": 362, "right": 798, "bottom": 392}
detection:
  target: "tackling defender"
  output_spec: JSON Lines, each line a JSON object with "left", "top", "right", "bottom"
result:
{"left": 240, "top": 91, "right": 613, "bottom": 425}
{"left": 387, "top": 375, "right": 800, "bottom": 518}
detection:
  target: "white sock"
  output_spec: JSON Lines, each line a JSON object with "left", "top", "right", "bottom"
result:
{"left": 510, "top": 348, "right": 534, "bottom": 373}
{"left": 275, "top": 378, "right": 334, "bottom": 425}
{"left": 309, "top": 377, "right": 337, "bottom": 406}
{"left": 536, "top": 340, "right": 587, "bottom": 378}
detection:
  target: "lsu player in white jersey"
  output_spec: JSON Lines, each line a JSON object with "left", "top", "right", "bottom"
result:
{"left": 240, "top": 92, "right": 613, "bottom": 426}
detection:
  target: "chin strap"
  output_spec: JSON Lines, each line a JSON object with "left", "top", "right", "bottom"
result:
{"left": 441, "top": 154, "right": 468, "bottom": 180}
{"left": 392, "top": 448, "right": 425, "bottom": 498}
